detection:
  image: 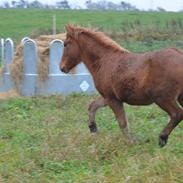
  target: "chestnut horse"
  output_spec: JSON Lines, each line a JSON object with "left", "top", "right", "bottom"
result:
{"left": 60, "top": 24, "right": 183, "bottom": 147}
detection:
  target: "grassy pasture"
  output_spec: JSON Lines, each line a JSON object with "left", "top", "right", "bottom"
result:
{"left": 1, "top": 9, "right": 183, "bottom": 54}
{"left": 0, "top": 9, "right": 183, "bottom": 39}
{"left": 0, "top": 94, "right": 182, "bottom": 182}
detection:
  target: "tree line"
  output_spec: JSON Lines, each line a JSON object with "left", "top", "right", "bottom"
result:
{"left": 0, "top": 0, "right": 168, "bottom": 11}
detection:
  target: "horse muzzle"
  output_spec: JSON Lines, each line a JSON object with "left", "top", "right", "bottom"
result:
{"left": 60, "top": 66, "right": 69, "bottom": 73}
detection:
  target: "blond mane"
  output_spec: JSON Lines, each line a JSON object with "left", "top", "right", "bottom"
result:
{"left": 66, "top": 25, "right": 129, "bottom": 53}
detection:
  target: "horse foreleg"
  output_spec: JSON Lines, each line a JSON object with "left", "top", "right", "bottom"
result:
{"left": 88, "top": 97, "right": 107, "bottom": 133}
{"left": 106, "top": 98, "right": 131, "bottom": 138}
{"left": 156, "top": 99, "right": 183, "bottom": 147}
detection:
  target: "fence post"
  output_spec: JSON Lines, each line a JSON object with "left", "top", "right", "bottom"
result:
{"left": 21, "top": 37, "right": 30, "bottom": 44}
{"left": 49, "top": 39, "right": 64, "bottom": 74}
{"left": 52, "top": 15, "right": 56, "bottom": 35}
{"left": 21, "top": 39, "right": 38, "bottom": 96}
{"left": 2, "top": 38, "right": 15, "bottom": 91}
{"left": 38, "top": 39, "right": 64, "bottom": 94}
{"left": 0, "top": 38, "right": 4, "bottom": 66}
{"left": 5, "top": 38, "right": 14, "bottom": 73}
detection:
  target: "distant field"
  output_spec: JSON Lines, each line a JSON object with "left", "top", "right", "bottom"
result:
{"left": 0, "top": 9, "right": 183, "bottom": 40}
{"left": 0, "top": 8, "right": 183, "bottom": 54}
{"left": 1, "top": 9, "right": 183, "bottom": 53}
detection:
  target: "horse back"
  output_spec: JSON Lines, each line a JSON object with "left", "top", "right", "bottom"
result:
{"left": 108, "top": 47, "right": 183, "bottom": 105}
{"left": 148, "top": 47, "right": 183, "bottom": 80}
{"left": 144, "top": 47, "right": 183, "bottom": 100}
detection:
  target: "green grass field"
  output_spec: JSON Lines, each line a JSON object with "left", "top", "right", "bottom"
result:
{"left": 0, "top": 9, "right": 177, "bottom": 39}
{"left": 0, "top": 9, "right": 183, "bottom": 182}
{"left": 0, "top": 94, "right": 182, "bottom": 183}
{"left": 1, "top": 9, "right": 183, "bottom": 53}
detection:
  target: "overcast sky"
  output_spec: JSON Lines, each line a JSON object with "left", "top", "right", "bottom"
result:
{"left": 2, "top": 0, "right": 183, "bottom": 11}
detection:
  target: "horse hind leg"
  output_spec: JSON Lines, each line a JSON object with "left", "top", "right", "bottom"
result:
{"left": 88, "top": 97, "right": 107, "bottom": 133}
{"left": 155, "top": 98, "right": 183, "bottom": 147}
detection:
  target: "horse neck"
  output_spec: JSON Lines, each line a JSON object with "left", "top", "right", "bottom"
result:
{"left": 78, "top": 36, "right": 107, "bottom": 75}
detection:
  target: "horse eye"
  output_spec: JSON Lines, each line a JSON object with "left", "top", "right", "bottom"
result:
{"left": 64, "top": 42, "right": 67, "bottom": 47}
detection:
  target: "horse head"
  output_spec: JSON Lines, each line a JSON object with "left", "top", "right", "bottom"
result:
{"left": 60, "top": 24, "right": 82, "bottom": 73}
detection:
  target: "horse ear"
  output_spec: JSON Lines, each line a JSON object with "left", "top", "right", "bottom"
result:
{"left": 65, "top": 24, "right": 75, "bottom": 33}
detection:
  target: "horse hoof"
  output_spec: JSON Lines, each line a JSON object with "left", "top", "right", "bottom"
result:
{"left": 125, "top": 133, "right": 138, "bottom": 144}
{"left": 128, "top": 138, "right": 137, "bottom": 145}
{"left": 159, "top": 135, "right": 168, "bottom": 147}
{"left": 88, "top": 121, "right": 98, "bottom": 133}
{"left": 90, "top": 127, "right": 98, "bottom": 133}
{"left": 144, "top": 138, "right": 150, "bottom": 143}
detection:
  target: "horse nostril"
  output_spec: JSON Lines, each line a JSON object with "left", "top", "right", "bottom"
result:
{"left": 61, "top": 67, "right": 65, "bottom": 73}
{"left": 61, "top": 66, "right": 69, "bottom": 73}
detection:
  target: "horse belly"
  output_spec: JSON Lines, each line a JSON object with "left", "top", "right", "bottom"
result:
{"left": 124, "top": 93, "right": 153, "bottom": 105}
{"left": 116, "top": 87, "right": 153, "bottom": 105}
